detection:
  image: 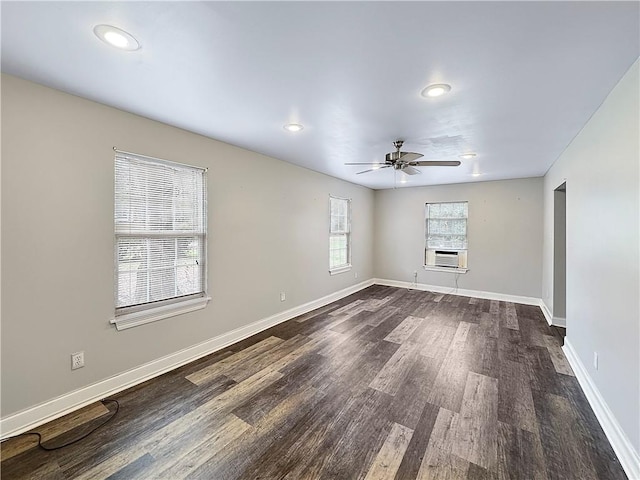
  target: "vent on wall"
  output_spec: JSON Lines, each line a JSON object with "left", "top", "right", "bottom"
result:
{"left": 434, "top": 251, "right": 459, "bottom": 268}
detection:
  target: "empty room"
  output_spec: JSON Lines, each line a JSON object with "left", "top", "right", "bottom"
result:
{"left": 1, "top": 2, "right": 638, "bottom": 479}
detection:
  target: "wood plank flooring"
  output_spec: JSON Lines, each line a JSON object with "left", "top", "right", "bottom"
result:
{"left": 0, "top": 286, "right": 627, "bottom": 479}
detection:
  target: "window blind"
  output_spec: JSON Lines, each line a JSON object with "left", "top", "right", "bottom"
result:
{"left": 115, "top": 151, "right": 207, "bottom": 313}
{"left": 426, "top": 202, "right": 468, "bottom": 250}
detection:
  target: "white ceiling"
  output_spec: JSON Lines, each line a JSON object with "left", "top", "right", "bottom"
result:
{"left": 2, "top": 1, "right": 639, "bottom": 189}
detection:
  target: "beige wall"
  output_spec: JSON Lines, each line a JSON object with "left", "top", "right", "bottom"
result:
{"left": 542, "top": 60, "right": 639, "bottom": 453}
{"left": 1, "top": 75, "right": 374, "bottom": 416}
{"left": 374, "top": 177, "right": 544, "bottom": 298}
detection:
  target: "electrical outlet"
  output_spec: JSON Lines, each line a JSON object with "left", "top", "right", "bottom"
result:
{"left": 354, "top": 272, "right": 358, "bottom": 279}
{"left": 280, "top": 292, "right": 286, "bottom": 302}
{"left": 593, "top": 352, "right": 598, "bottom": 370}
{"left": 71, "top": 351, "right": 85, "bottom": 370}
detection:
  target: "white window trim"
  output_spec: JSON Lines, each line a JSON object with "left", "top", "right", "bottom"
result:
{"left": 329, "top": 264, "right": 352, "bottom": 275}
{"left": 329, "top": 195, "right": 352, "bottom": 273}
{"left": 423, "top": 265, "right": 468, "bottom": 274}
{"left": 111, "top": 295, "right": 211, "bottom": 331}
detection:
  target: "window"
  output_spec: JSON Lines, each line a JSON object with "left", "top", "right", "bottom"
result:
{"left": 425, "top": 201, "right": 468, "bottom": 272}
{"left": 329, "top": 196, "right": 351, "bottom": 274}
{"left": 113, "top": 150, "right": 208, "bottom": 330}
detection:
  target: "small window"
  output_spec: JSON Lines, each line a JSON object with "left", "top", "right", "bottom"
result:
{"left": 425, "top": 201, "right": 468, "bottom": 271}
{"left": 113, "top": 150, "right": 208, "bottom": 329}
{"left": 329, "top": 196, "right": 351, "bottom": 274}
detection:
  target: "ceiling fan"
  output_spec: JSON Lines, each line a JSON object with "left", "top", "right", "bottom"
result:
{"left": 345, "top": 140, "right": 461, "bottom": 175}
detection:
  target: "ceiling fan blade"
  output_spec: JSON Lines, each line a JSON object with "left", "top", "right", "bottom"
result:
{"left": 399, "top": 152, "right": 423, "bottom": 162}
{"left": 413, "top": 160, "right": 461, "bottom": 167}
{"left": 356, "top": 165, "right": 391, "bottom": 175}
{"left": 345, "top": 162, "right": 389, "bottom": 165}
{"left": 401, "top": 165, "right": 421, "bottom": 175}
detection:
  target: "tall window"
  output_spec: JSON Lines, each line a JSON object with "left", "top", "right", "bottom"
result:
{"left": 425, "top": 201, "right": 468, "bottom": 269}
{"left": 114, "top": 150, "right": 207, "bottom": 328}
{"left": 329, "top": 196, "right": 351, "bottom": 273}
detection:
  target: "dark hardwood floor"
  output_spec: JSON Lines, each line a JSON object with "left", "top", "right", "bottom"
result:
{"left": 0, "top": 286, "right": 627, "bottom": 479}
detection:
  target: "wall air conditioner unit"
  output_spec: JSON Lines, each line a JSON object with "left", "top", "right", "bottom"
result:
{"left": 434, "top": 250, "right": 459, "bottom": 268}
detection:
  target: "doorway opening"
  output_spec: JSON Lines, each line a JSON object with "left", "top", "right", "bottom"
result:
{"left": 553, "top": 182, "right": 567, "bottom": 333}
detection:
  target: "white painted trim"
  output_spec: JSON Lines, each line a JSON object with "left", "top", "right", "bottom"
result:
{"left": 0, "top": 279, "right": 374, "bottom": 439}
{"left": 423, "top": 266, "right": 468, "bottom": 274}
{"left": 540, "top": 301, "right": 553, "bottom": 326}
{"left": 374, "top": 278, "right": 541, "bottom": 306}
{"left": 329, "top": 265, "right": 352, "bottom": 275}
{"left": 563, "top": 339, "right": 640, "bottom": 480}
{"left": 538, "top": 301, "right": 566, "bottom": 327}
{"left": 111, "top": 296, "right": 211, "bottom": 331}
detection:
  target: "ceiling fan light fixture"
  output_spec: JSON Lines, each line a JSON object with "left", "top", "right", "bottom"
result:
{"left": 283, "top": 123, "right": 304, "bottom": 132}
{"left": 346, "top": 140, "right": 460, "bottom": 175}
{"left": 421, "top": 83, "right": 451, "bottom": 98}
{"left": 459, "top": 153, "right": 477, "bottom": 160}
{"left": 93, "top": 25, "right": 140, "bottom": 51}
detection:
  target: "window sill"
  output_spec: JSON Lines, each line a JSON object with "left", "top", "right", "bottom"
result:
{"left": 111, "top": 296, "right": 211, "bottom": 331}
{"left": 423, "top": 265, "right": 469, "bottom": 274}
{"left": 329, "top": 265, "right": 352, "bottom": 275}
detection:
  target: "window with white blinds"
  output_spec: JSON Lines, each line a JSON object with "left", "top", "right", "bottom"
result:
{"left": 114, "top": 151, "right": 207, "bottom": 320}
{"left": 425, "top": 202, "right": 468, "bottom": 250}
{"left": 329, "top": 196, "right": 351, "bottom": 273}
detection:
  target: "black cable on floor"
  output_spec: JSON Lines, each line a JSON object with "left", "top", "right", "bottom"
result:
{"left": 1, "top": 398, "right": 119, "bottom": 451}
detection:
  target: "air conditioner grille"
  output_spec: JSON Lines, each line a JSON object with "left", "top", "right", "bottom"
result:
{"left": 434, "top": 251, "right": 459, "bottom": 268}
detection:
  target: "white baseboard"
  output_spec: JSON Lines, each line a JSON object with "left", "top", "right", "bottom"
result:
{"left": 563, "top": 339, "right": 640, "bottom": 480}
{"left": 540, "top": 302, "right": 553, "bottom": 325}
{"left": 539, "top": 301, "right": 566, "bottom": 328}
{"left": 374, "top": 278, "right": 541, "bottom": 306}
{"left": 0, "top": 279, "right": 374, "bottom": 439}
{"left": 552, "top": 316, "right": 566, "bottom": 327}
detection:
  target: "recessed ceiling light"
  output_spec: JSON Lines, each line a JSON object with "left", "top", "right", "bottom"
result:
{"left": 283, "top": 123, "right": 304, "bottom": 132}
{"left": 421, "top": 83, "right": 451, "bottom": 98}
{"left": 94, "top": 25, "right": 140, "bottom": 51}
{"left": 459, "top": 153, "right": 477, "bottom": 160}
